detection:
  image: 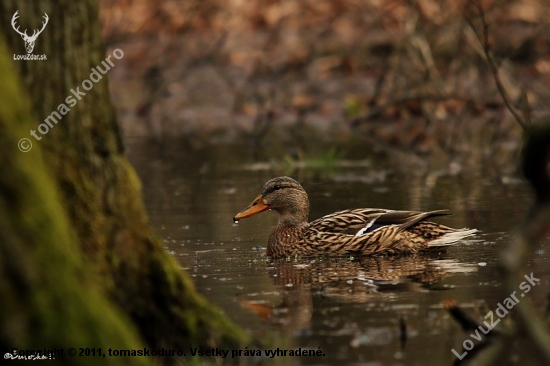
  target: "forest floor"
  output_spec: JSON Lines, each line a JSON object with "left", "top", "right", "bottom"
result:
{"left": 101, "top": 0, "right": 550, "bottom": 174}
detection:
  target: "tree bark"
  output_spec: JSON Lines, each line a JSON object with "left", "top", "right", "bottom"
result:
{"left": 0, "top": 0, "right": 248, "bottom": 362}
{"left": 0, "top": 34, "right": 149, "bottom": 366}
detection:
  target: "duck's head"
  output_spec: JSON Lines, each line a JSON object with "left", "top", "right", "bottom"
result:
{"left": 233, "top": 176, "right": 310, "bottom": 226}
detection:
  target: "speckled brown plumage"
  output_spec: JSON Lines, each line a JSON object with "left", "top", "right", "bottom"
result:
{"left": 234, "top": 176, "right": 477, "bottom": 258}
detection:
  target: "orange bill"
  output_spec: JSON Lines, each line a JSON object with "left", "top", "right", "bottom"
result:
{"left": 233, "top": 195, "right": 269, "bottom": 221}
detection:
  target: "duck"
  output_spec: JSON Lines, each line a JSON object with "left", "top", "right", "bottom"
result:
{"left": 233, "top": 176, "right": 477, "bottom": 258}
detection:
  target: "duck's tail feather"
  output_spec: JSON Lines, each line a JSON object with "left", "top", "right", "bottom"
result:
{"left": 428, "top": 228, "right": 478, "bottom": 247}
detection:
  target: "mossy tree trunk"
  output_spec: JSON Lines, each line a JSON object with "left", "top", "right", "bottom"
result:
{"left": 0, "top": 34, "right": 149, "bottom": 366}
{"left": 0, "top": 0, "right": 248, "bottom": 362}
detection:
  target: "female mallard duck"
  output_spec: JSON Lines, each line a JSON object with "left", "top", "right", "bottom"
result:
{"left": 233, "top": 176, "right": 477, "bottom": 258}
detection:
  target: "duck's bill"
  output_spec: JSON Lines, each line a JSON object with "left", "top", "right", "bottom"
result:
{"left": 233, "top": 195, "right": 269, "bottom": 220}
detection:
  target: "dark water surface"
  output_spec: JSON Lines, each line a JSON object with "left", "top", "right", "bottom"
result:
{"left": 126, "top": 138, "right": 549, "bottom": 366}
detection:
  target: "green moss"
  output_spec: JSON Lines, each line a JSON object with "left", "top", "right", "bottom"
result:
{"left": 0, "top": 34, "right": 150, "bottom": 365}
{"left": 0, "top": 2, "right": 252, "bottom": 363}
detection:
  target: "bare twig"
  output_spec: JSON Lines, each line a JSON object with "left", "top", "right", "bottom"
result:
{"left": 520, "top": 88, "right": 532, "bottom": 129}
{"left": 462, "top": 0, "right": 529, "bottom": 130}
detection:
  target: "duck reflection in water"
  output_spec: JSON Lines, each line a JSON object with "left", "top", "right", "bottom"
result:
{"left": 239, "top": 253, "right": 477, "bottom": 334}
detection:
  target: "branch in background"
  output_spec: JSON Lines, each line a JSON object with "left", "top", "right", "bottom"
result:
{"left": 481, "top": 120, "right": 550, "bottom": 365}
{"left": 444, "top": 118, "right": 550, "bottom": 365}
{"left": 521, "top": 121, "right": 550, "bottom": 205}
{"left": 443, "top": 299, "right": 507, "bottom": 365}
{"left": 250, "top": 89, "right": 276, "bottom": 155}
{"left": 498, "top": 138, "right": 550, "bottom": 363}
{"left": 462, "top": 16, "right": 549, "bottom": 364}
{"left": 444, "top": 299, "right": 487, "bottom": 334}
{"left": 462, "top": 0, "right": 530, "bottom": 131}
{"left": 399, "top": 316, "right": 407, "bottom": 350}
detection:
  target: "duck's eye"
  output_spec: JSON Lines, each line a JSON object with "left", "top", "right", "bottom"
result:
{"left": 265, "top": 184, "right": 283, "bottom": 195}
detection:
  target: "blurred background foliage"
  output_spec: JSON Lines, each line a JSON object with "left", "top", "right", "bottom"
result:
{"left": 91, "top": 2, "right": 550, "bottom": 364}
{"left": 100, "top": 0, "right": 549, "bottom": 173}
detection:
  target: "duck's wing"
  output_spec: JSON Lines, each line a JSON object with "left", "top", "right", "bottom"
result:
{"left": 309, "top": 208, "right": 451, "bottom": 236}
{"left": 303, "top": 219, "right": 475, "bottom": 256}
{"left": 302, "top": 225, "right": 411, "bottom": 256}
{"left": 372, "top": 210, "right": 451, "bottom": 230}
{"left": 309, "top": 208, "right": 390, "bottom": 235}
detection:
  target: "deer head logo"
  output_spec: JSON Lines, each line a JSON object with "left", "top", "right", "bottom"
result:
{"left": 11, "top": 11, "right": 49, "bottom": 54}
